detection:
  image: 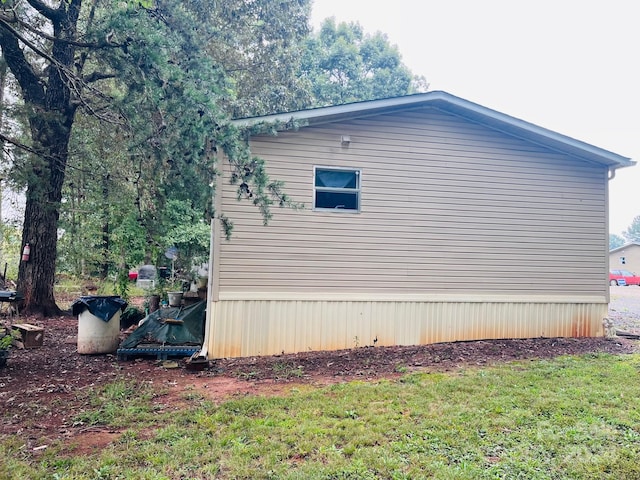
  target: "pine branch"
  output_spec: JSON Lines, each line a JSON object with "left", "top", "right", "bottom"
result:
{"left": 25, "top": 0, "right": 60, "bottom": 21}
{"left": 83, "top": 71, "right": 116, "bottom": 83}
{"left": 0, "top": 131, "right": 48, "bottom": 159}
{"left": 0, "top": 24, "right": 45, "bottom": 106}
{"left": 0, "top": 11, "right": 125, "bottom": 49}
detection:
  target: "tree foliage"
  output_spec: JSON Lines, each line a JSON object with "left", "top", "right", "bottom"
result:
{"left": 609, "top": 233, "right": 625, "bottom": 251}
{"left": 0, "top": 0, "right": 301, "bottom": 314}
{"left": 623, "top": 215, "right": 640, "bottom": 243}
{"left": 60, "top": 0, "right": 309, "bottom": 278}
{"left": 1, "top": 0, "right": 429, "bottom": 313}
{"left": 300, "top": 18, "right": 428, "bottom": 107}
{"left": 206, "top": 0, "right": 313, "bottom": 118}
{"left": 0, "top": 219, "right": 20, "bottom": 284}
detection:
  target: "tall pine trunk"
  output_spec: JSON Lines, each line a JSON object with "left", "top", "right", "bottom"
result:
{"left": 1, "top": 0, "right": 83, "bottom": 316}
{"left": 17, "top": 112, "right": 73, "bottom": 316}
{"left": 18, "top": 185, "right": 63, "bottom": 316}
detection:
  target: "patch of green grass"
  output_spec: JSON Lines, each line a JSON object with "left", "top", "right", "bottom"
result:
{"left": 272, "top": 361, "right": 305, "bottom": 379}
{"left": 4, "top": 353, "right": 640, "bottom": 479}
{"left": 72, "top": 380, "right": 161, "bottom": 428}
{"left": 236, "top": 370, "right": 260, "bottom": 380}
{"left": 394, "top": 363, "right": 409, "bottom": 373}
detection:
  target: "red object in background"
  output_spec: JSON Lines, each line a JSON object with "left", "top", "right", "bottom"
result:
{"left": 128, "top": 269, "right": 138, "bottom": 281}
{"left": 610, "top": 270, "right": 640, "bottom": 286}
{"left": 21, "top": 243, "right": 30, "bottom": 262}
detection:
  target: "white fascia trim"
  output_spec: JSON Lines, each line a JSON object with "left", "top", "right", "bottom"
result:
{"left": 230, "top": 93, "right": 437, "bottom": 127}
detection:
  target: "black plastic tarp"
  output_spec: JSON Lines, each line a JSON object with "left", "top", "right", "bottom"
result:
{"left": 71, "top": 295, "right": 127, "bottom": 322}
{"left": 119, "top": 300, "right": 206, "bottom": 348}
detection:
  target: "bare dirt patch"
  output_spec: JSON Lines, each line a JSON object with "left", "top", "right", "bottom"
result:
{"left": 2, "top": 290, "right": 639, "bottom": 450}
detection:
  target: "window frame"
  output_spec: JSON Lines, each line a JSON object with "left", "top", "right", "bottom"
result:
{"left": 313, "top": 166, "right": 361, "bottom": 212}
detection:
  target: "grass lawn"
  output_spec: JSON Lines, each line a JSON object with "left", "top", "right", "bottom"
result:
{"left": 3, "top": 353, "right": 640, "bottom": 479}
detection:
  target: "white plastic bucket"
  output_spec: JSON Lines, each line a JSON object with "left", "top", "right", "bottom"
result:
{"left": 77, "top": 308, "right": 121, "bottom": 354}
{"left": 167, "top": 291, "right": 183, "bottom": 307}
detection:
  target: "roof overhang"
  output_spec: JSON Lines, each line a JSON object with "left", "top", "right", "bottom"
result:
{"left": 232, "top": 91, "right": 634, "bottom": 170}
{"left": 610, "top": 242, "right": 640, "bottom": 254}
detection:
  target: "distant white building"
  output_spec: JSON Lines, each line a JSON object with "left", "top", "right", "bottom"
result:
{"left": 609, "top": 242, "right": 640, "bottom": 275}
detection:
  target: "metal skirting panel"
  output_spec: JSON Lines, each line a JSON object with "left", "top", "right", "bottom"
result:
{"left": 206, "top": 300, "right": 608, "bottom": 359}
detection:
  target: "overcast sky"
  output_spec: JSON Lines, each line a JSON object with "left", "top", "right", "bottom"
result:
{"left": 311, "top": 0, "right": 639, "bottom": 236}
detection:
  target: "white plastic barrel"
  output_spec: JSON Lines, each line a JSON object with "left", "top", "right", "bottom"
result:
{"left": 77, "top": 308, "right": 121, "bottom": 354}
{"left": 167, "top": 291, "right": 183, "bottom": 307}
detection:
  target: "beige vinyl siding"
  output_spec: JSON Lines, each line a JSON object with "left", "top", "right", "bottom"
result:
{"left": 216, "top": 107, "right": 607, "bottom": 298}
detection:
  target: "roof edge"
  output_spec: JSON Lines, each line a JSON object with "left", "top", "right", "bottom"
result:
{"left": 232, "top": 91, "right": 634, "bottom": 169}
{"left": 610, "top": 242, "right": 640, "bottom": 254}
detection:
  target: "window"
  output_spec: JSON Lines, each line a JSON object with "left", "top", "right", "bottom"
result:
{"left": 314, "top": 167, "right": 361, "bottom": 211}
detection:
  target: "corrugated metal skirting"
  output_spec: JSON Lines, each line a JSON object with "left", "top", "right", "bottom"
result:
{"left": 207, "top": 300, "right": 607, "bottom": 359}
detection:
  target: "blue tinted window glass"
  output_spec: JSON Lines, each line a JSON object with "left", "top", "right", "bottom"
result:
{"left": 315, "top": 191, "right": 358, "bottom": 210}
{"left": 315, "top": 169, "right": 358, "bottom": 188}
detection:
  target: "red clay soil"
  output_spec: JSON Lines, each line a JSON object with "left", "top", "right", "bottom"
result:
{"left": 1, "top": 313, "right": 637, "bottom": 453}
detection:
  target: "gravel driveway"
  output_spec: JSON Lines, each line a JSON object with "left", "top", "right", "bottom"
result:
{"left": 609, "top": 285, "right": 640, "bottom": 334}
